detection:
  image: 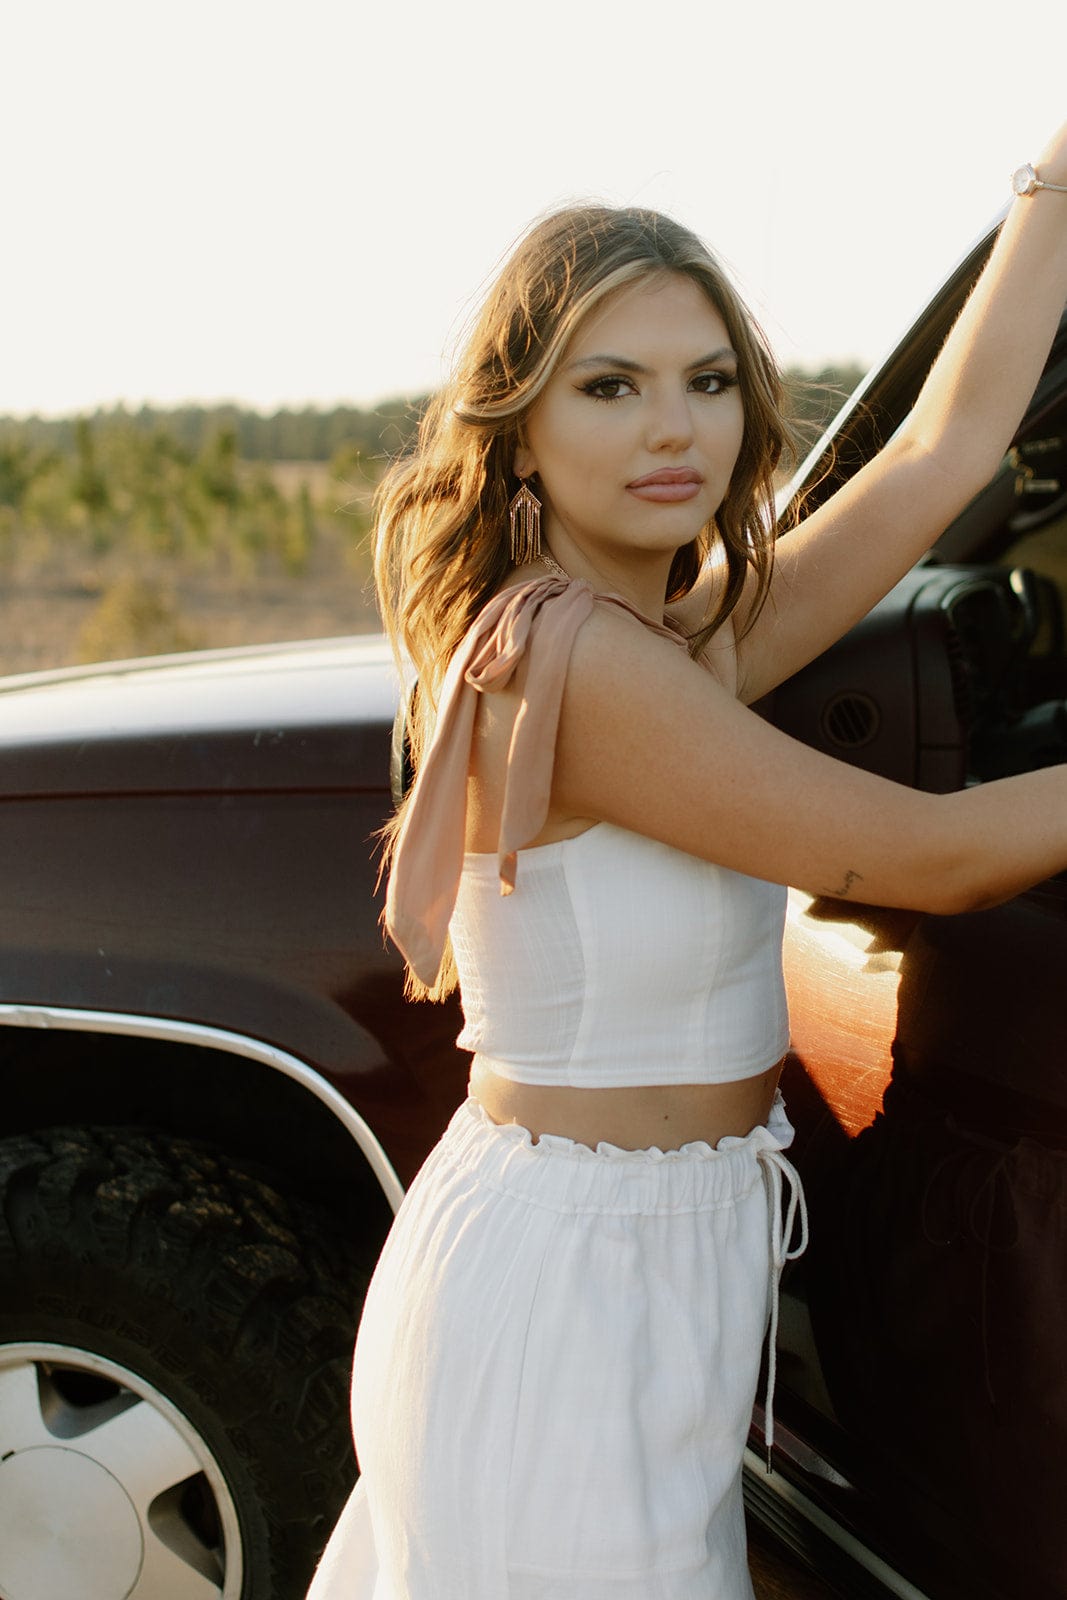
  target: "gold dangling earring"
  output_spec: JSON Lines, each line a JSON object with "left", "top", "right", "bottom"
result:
{"left": 508, "top": 478, "right": 542, "bottom": 565}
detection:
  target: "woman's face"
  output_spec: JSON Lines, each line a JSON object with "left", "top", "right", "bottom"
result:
{"left": 514, "top": 272, "right": 745, "bottom": 570}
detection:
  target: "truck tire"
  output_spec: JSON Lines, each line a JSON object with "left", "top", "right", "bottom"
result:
{"left": 0, "top": 1125, "right": 368, "bottom": 1600}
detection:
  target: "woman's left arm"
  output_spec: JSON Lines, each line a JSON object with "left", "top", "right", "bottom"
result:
{"left": 736, "top": 121, "right": 1067, "bottom": 706}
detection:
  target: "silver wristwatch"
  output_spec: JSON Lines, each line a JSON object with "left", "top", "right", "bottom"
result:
{"left": 1011, "top": 162, "right": 1067, "bottom": 197}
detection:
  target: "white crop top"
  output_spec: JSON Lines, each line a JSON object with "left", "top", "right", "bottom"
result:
{"left": 452, "top": 822, "right": 788, "bottom": 1086}
{"left": 385, "top": 576, "right": 790, "bottom": 1089}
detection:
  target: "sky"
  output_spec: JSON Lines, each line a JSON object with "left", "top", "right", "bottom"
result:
{"left": 4, "top": 0, "right": 1066, "bottom": 418}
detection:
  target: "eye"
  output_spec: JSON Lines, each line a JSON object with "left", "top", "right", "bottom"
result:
{"left": 689, "top": 370, "right": 739, "bottom": 396}
{"left": 579, "top": 375, "right": 638, "bottom": 402}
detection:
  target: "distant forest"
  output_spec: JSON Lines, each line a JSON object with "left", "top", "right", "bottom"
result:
{"left": 0, "top": 362, "right": 865, "bottom": 470}
{"left": 0, "top": 396, "right": 424, "bottom": 474}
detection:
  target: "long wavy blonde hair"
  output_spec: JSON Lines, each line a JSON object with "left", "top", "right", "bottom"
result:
{"left": 375, "top": 203, "right": 797, "bottom": 998}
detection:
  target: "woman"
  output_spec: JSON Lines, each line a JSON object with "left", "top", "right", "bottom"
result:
{"left": 311, "top": 126, "right": 1067, "bottom": 1599}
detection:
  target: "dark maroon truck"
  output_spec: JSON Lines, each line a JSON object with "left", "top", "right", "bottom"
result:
{"left": 2, "top": 217, "right": 1067, "bottom": 1600}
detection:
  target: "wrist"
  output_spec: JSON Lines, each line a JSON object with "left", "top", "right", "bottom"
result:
{"left": 1011, "top": 162, "right": 1067, "bottom": 198}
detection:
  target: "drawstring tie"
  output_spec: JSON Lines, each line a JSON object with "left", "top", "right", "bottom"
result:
{"left": 757, "top": 1144, "right": 808, "bottom": 1472}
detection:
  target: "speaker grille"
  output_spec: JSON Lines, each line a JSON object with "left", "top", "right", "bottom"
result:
{"left": 821, "top": 691, "right": 880, "bottom": 749}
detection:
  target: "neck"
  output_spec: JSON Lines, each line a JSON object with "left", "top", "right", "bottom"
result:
{"left": 539, "top": 538, "right": 674, "bottom": 623}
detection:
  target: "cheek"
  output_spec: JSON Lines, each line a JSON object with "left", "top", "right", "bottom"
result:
{"left": 537, "top": 415, "right": 615, "bottom": 491}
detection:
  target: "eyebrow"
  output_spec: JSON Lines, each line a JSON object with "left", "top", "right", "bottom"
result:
{"left": 566, "top": 347, "right": 738, "bottom": 374}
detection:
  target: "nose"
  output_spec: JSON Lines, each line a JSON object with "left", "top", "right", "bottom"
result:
{"left": 645, "top": 386, "right": 695, "bottom": 453}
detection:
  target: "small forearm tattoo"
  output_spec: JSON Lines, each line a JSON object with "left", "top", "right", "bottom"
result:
{"left": 824, "top": 869, "right": 864, "bottom": 899}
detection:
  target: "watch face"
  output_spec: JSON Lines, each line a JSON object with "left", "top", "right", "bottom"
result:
{"left": 1012, "top": 163, "right": 1038, "bottom": 196}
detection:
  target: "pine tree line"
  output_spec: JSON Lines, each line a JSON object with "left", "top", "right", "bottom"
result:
{"left": 0, "top": 399, "right": 426, "bottom": 468}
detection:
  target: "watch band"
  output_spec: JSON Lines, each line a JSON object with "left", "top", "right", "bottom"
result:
{"left": 1012, "top": 162, "right": 1067, "bottom": 197}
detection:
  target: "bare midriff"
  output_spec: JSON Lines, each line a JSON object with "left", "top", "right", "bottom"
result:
{"left": 469, "top": 1057, "right": 784, "bottom": 1152}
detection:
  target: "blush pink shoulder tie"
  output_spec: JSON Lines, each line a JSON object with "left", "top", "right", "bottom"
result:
{"left": 385, "top": 576, "right": 687, "bottom": 986}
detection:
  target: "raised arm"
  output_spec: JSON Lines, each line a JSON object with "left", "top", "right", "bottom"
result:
{"left": 735, "top": 121, "right": 1067, "bottom": 706}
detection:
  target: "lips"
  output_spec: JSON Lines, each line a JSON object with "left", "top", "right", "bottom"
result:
{"left": 627, "top": 468, "right": 702, "bottom": 488}
{"left": 626, "top": 467, "right": 703, "bottom": 503}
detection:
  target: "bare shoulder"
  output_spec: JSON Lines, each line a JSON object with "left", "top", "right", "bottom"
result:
{"left": 576, "top": 597, "right": 693, "bottom": 674}
{"left": 563, "top": 600, "right": 732, "bottom": 741}
{"left": 575, "top": 593, "right": 738, "bottom": 700}
{"left": 556, "top": 601, "right": 741, "bottom": 812}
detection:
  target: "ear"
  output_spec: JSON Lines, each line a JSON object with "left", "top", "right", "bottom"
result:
{"left": 513, "top": 442, "right": 536, "bottom": 479}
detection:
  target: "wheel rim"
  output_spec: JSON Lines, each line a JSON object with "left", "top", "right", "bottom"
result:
{"left": 0, "top": 1342, "right": 244, "bottom": 1600}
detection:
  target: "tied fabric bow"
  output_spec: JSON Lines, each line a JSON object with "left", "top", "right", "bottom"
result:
{"left": 385, "top": 576, "right": 687, "bottom": 984}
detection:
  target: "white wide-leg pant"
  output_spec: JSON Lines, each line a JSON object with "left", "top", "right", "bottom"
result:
{"left": 309, "top": 1093, "right": 802, "bottom": 1599}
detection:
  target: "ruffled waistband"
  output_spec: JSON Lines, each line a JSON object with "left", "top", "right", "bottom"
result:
{"left": 437, "top": 1093, "right": 796, "bottom": 1216}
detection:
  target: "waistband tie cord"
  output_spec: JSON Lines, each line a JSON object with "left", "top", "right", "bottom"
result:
{"left": 757, "top": 1146, "right": 809, "bottom": 1472}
